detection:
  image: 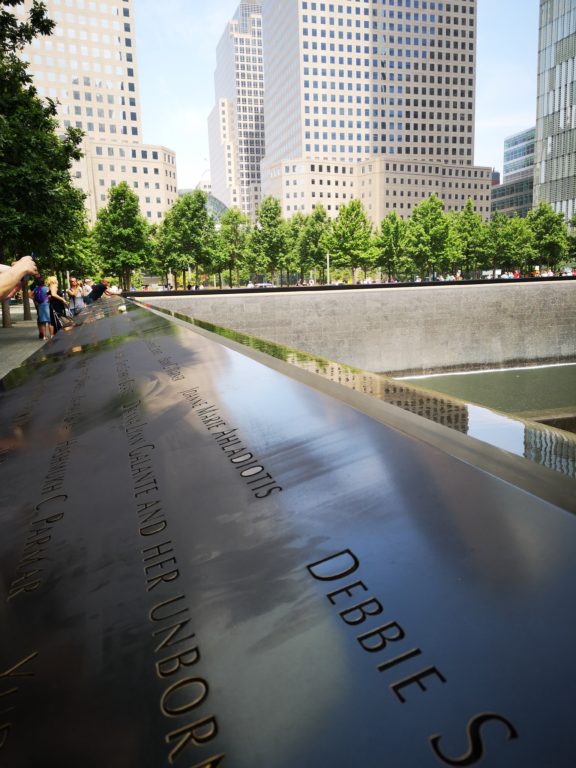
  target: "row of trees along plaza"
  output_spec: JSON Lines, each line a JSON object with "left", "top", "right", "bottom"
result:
{"left": 2, "top": 3, "right": 576, "bottom": 321}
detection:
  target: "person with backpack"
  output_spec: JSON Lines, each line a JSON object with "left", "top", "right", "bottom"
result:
{"left": 31, "top": 277, "right": 52, "bottom": 339}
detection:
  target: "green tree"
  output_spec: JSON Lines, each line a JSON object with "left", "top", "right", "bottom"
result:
{"left": 0, "top": 1, "right": 54, "bottom": 54}
{"left": 1, "top": 0, "right": 84, "bottom": 325}
{"left": 375, "top": 210, "right": 412, "bottom": 281}
{"left": 405, "top": 194, "right": 452, "bottom": 278}
{"left": 0, "top": 6, "right": 83, "bottom": 262}
{"left": 324, "top": 199, "right": 373, "bottom": 283}
{"left": 503, "top": 216, "right": 535, "bottom": 273}
{"left": 49, "top": 197, "right": 99, "bottom": 279}
{"left": 450, "top": 198, "right": 488, "bottom": 277}
{"left": 526, "top": 202, "right": 568, "bottom": 271}
{"left": 283, "top": 212, "right": 306, "bottom": 284}
{"left": 218, "top": 207, "right": 251, "bottom": 287}
{"left": 567, "top": 214, "right": 576, "bottom": 265}
{"left": 92, "top": 182, "right": 150, "bottom": 290}
{"left": 485, "top": 211, "right": 510, "bottom": 276}
{"left": 485, "top": 212, "right": 540, "bottom": 276}
{"left": 156, "top": 190, "right": 216, "bottom": 287}
{"left": 297, "top": 205, "right": 330, "bottom": 283}
{"left": 251, "top": 196, "right": 287, "bottom": 283}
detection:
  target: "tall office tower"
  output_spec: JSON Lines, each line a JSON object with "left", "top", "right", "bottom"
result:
{"left": 260, "top": 0, "right": 491, "bottom": 223}
{"left": 534, "top": 0, "right": 576, "bottom": 219}
{"left": 208, "top": 0, "right": 264, "bottom": 219}
{"left": 21, "top": 0, "right": 178, "bottom": 223}
{"left": 492, "top": 127, "right": 535, "bottom": 217}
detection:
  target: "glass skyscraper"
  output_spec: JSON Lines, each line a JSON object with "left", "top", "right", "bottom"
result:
{"left": 534, "top": 0, "right": 576, "bottom": 219}
{"left": 504, "top": 128, "right": 536, "bottom": 183}
{"left": 491, "top": 127, "right": 535, "bottom": 217}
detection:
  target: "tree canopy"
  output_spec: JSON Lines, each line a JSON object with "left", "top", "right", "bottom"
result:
{"left": 155, "top": 190, "right": 217, "bottom": 287}
{"left": 92, "top": 183, "right": 150, "bottom": 290}
{"left": 218, "top": 207, "right": 251, "bottom": 288}
{"left": 526, "top": 202, "right": 568, "bottom": 270}
{"left": 405, "top": 195, "right": 454, "bottom": 277}
{"left": 324, "top": 199, "right": 373, "bottom": 282}
{"left": 0, "top": 1, "right": 84, "bottom": 264}
{"left": 375, "top": 210, "right": 410, "bottom": 280}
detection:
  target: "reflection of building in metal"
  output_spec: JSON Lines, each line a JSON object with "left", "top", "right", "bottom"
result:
{"left": 285, "top": 355, "right": 469, "bottom": 434}
{"left": 139, "top": 305, "right": 576, "bottom": 481}
{"left": 380, "top": 381, "right": 470, "bottom": 434}
{"left": 525, "top": 427, "right": 576, "bottom": 479}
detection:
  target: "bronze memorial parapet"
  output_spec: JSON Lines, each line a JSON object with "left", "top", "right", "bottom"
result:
{"left": 1, "top": 299, "right": 575, "bottom": 767}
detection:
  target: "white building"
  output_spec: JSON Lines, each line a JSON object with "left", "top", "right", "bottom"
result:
{"left": 208, "top": 1, "right": 264, "bottom": 219}
{"left": 260, "top": 0, "right": 491, "bottom": 223}
{"left": 21, "top": 0, "right": 178, "bottom": 223}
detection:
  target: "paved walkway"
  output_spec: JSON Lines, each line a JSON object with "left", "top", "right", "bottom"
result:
{"left": 0, "top": 303, "right": 48, "bottom": 381}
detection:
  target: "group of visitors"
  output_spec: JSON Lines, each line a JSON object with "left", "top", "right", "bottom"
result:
{"left": 30, "top": 275, "right": 116, "bottom": 339}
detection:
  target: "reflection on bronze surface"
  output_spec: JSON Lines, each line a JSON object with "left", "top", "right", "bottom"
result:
{"left": 283, "top": 354, "right": 470, "bottom": 434}
{"left": 135, "top": 302, "right": 576, "bottom": 481}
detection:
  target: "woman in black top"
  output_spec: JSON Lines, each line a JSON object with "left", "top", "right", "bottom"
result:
{"left": 46, "top": 276, "right": 69, "bottom": 334}
{"left": 85, "top": 279, "right": 112, "bottom": 303}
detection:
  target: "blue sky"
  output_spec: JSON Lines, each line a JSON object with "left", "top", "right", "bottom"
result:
{"left": 134, "top": 0, "right": 539, "bottom": 189}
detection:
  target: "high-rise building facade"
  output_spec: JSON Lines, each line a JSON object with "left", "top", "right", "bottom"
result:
{"left": 20, "top": 0, "right": 178, "bottom": 223}
{"left": 208, "top": 1, "right": 264, "bottom": 219}
{"left": 534, "top": 0, "right": 576, "bottom": 219}
{"left": 492, "top": 127, "right": 535, "bottom": 217}
{"left": 260, "top": 0, "right": 492, "bottom": 223}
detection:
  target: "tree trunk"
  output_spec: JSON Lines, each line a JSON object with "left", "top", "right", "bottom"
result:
{"left": 22, "top": 284, "right": 32, "bottom": 320}
{"left": 1, "top": 300, "right": 12, "bottom": 328}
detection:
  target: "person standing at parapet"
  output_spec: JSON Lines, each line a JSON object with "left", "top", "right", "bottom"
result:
{"left": 85, "top": 278, "right": 116, "bottom": 303}
{"left": 31, "top": 277, "right": 52, "bottom": 339}
{"left": 67, "top": 276, "right": 85, "bottom": 316}
{"left": 46, "top": 275, "right": 69, "bottom": 334}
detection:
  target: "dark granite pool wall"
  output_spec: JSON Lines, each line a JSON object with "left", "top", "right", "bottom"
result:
{"left": 141, "top": 281, "right": 576, "bottom": 375}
